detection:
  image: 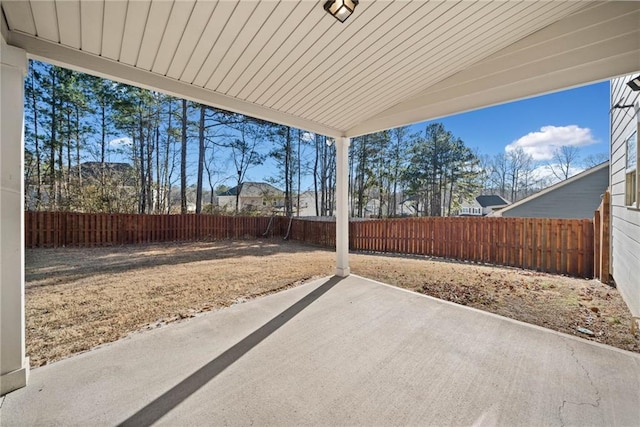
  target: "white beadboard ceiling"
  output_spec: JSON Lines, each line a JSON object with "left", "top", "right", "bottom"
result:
{"left": 2, "top": 1, "right": 639, "bottom": 138}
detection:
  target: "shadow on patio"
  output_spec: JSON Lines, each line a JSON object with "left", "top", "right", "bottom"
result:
{"left": 2, "top": 275, "right": 640, "bottom": 426}
{"left": 119, "top": 275, "right": 342, "bottom": 426}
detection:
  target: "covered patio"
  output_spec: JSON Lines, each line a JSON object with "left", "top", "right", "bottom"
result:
{"left": 2, "top": 0, "right": 640, "bottom": 418}
{"left": 3, "top": 275, "right": 640, "bottom": 425}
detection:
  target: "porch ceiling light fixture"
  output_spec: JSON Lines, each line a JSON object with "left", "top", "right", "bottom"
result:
{"left": 627, "top": 75, "right": 640, "bottom": 91}
{"left": 324, "top": 0, "right": 359, "bottom": 23}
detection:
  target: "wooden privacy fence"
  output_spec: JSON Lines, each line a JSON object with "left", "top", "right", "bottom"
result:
{"left": 286, "top": 218, "right": 336, "bottom": 248}
{"left": 26, "top": 212, "right": 594, "bottom": 278}
{"left": 286, "top": 216, "right": 594, "bottom": 278}
{"left": 24, "top": 212, "right": 277, "bottom": 248}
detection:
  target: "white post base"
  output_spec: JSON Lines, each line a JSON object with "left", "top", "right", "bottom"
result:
{"left": 1, "top": 358, "right": 29, "bottom": 396}
{"left": 335, "top": 267, "right": 351, "bottom": 277}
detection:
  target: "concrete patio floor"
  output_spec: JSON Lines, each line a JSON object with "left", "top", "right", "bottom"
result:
{"left": 2, "top": 275, "right": 639, "bottom": 426}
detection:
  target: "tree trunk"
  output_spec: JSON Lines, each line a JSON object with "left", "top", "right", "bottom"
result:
{"left": 146, "top": 120, "right": 154, "bottom": 213}
{"left": 313, "top": 134, "right": 320, "bottom": 216}
{"left": 196, "top": 105, "right": 206, "bottom": 214}
{"left": 155, "top": 108, "right": 161, "bottom": 213}
{"left": 285, "top": 127, "right": 291, "bottom": 217}
{"left": 58, "top": 135, "right": 63, "bottom": 207}
{"left": 235, "top": 171, "right": 241, "bottom": 214}
{"left": 66, "top": 110, "right": 72, "bottom": 197}
{"left": 75, "top": 105, "right": 81, "bottom": 186}
{"left": 31, "top": 71, "right": 42, "bottom": 209}
{"left": 297, "top": 129, "right": 301, "bottom": 217}
{"left": 99, "top": 100, "right": 107, "bottom": 205}
{"left": 138, "top": 110, "right": 146, "bottom": 214}
{"left": 164, "top": 100, "right": 173, "bottom": 213}
{"left": 49, "top": 68, "right": 57, "bottom": 208}
{"left": 181, "top": 99, "right": 188, "bottom": 214}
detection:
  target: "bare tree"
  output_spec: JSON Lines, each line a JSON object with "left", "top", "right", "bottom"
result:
{"left": 488, "top": 153, "right": 509, "bottom": 200}
{"left": 25, "top": 62, "right": 43, "bottom": 209}
{"left": 268, "top": 125, "right": 294, "bottom": 216}
{"left": 228, "top": 118, "right": 265, "bottom": 214}
{"left": 548, "top": 145, "right": 580, "bottom": 181}
{"left": 506, "top": 147, "right": 535, "bottom": 202}
{"left": 583, "top": 152, "right": 608, "bottom": 168}
{"left": 388, "top": 126, "right": 409, "bottom": 217}
{"left": 313, "top": 135, "right": 336, "bottom": 216}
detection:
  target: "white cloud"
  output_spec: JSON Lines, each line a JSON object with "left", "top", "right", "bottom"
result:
{"left": 505, "top": 125, "right": 596, "bottom": 161}
{"left": 300, "top": 131, "right": 315, "bottom": 143}
{"left": 108, "top": 137, "right": 132, "bottom": 147}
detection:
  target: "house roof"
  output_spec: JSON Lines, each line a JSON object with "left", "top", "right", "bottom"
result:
{"left": 218, "top": 182, "right": 284, "bottom": 198}
{"left": 2, "top": 1, "right": 638, "bottom": 137}
{"left": 476, "top": 195, "right": 510, "bottom": 208}
{"left": 493, "top": 161, "right": 610, "bottom": 216}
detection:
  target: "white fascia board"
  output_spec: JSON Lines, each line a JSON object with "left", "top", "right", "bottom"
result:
{"left": 4, "top": 31, "right": 345, "bottom": 139}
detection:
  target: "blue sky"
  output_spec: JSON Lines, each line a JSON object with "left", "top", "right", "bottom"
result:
{"left": 408, "top": 81, "right": 610, "bottom": 162}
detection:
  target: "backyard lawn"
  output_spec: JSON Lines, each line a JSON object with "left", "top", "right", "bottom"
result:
{"left": 26, "top": 240, "right": 639, "bottom": 367}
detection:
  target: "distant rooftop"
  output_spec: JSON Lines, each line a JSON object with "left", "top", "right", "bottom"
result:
{"left": 218, "top": 182, "right": 284, "bottom": 197}
{"left": 476, "top": 195, "right": 510, "bottom": 208}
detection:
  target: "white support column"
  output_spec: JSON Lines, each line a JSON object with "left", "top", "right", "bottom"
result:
{"left": 335, "top": 137, "right": 350, "bottom": 277}
{"left": 1, "top": 42, "right": 29, "bottom": 395}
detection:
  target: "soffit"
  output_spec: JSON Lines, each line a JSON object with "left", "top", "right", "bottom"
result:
{"left": 2, "top": 1, "right": 639, "bottom": 137}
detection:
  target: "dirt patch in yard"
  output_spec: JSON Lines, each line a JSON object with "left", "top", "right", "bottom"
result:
{"left": 26, "top": 240, "right": 639, "bottom": 367}
{"left": 351, "top": 255, "right": 639, "bottom": 353}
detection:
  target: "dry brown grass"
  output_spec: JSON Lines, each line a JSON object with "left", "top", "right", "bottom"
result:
{"left": 26, "top": 240, "right": 639, "bottom": 367}
{"left": 351, "top": 255, "right": 639, "bottom": 353}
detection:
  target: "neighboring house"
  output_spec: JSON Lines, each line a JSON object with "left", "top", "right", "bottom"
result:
{"left": 297, "top": 191, "right": 334, "bottom": 217}
{"left": 295, "top": 191, "right": 339, "bottom": 217}
{"left": 610, "top": 75, "right": 640, "bottom": 320}
{"left": 217, "top": 182, "right": 285, "bottom": 213}
{"left": 364, "top": 198, "right": 382, "bottom": 218}
{"left": 459, "top": 198, "right": 483, "bottom": 216}
{"left": 297, "top": 191, "right": 316, "bottom": 217}
{"left": 492, "top": 162, "right": 609, "bottom": 219}
{"left": 459, "top": 195, "right": 510, "bottom": 216}
{"left": 477, "top": 195, "right": 511, "bottom": 215}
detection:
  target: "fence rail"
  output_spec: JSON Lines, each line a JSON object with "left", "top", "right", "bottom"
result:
{"left": 25, "top": 212, "right": 594, "bottom": 278}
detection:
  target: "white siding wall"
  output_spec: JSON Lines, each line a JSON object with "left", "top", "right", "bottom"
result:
{"left": 610, "top": 76, "right": 640, "bottom": 317}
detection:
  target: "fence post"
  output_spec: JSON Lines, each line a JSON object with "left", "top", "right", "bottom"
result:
{"left": 597, "top": 190, "right": 611, "bottom": 283}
